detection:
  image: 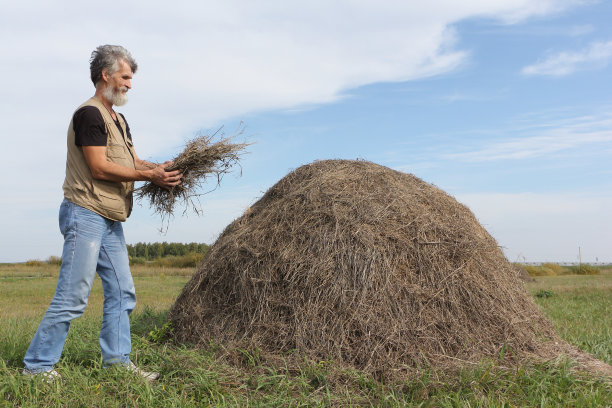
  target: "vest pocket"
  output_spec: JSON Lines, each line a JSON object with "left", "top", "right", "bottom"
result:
{"left": 107, "top": 143, "right": 129, "bottom": 159}
{"left": 94, "top": 188, "right": 125, "bottom": 216}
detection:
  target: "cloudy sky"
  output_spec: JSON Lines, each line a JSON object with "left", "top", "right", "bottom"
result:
{"left": 1, "top": 0, "right": 610, "bottom": 263}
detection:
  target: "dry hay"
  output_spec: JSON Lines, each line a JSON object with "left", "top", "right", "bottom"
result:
{"left": 136, "top": 127, "right": 249, "bottom": 220}
{"left": 513, "top": 264, "right": 535, "bottom": 282}
{"left": 170, "top": 159, "right": 607, "bottom": 378}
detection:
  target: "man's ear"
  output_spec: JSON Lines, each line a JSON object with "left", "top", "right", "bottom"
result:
{"left": 101, "top": 69, "right": 110, "bottom": 83}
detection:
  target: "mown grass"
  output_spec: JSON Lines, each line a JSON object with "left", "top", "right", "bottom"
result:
{"left": 0, "top": 263, "right": 610, "bottom": 407}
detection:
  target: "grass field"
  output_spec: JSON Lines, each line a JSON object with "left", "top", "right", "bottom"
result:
{"left": 0, "top": 263, "right": 610, "bottom": 407}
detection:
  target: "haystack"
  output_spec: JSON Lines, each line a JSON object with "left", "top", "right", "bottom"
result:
{"left": 513, "top": 264, "right": 535, "bottom": 282}
{"left": 169, "top": 160, "right": 599, "bottom": 376}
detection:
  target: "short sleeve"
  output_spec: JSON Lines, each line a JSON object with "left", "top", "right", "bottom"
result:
{"left": 73, "top": 106, "right": 107, "bottom": 146}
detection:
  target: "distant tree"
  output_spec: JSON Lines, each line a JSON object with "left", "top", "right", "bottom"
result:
{"left": 126, "top": 242, "right": 210, "bottom": 261}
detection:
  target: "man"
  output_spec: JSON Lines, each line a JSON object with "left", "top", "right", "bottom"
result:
{"left": 23, "top": 45, "right": 181, "bottom": 382}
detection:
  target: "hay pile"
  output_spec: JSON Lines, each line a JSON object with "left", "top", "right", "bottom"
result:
{"left": 136, "top": 128, "right": 248, "bottom": 219}
{"left": 169, "top": 160, "right": 591, "bottom": 376}
{"left": 513, "top": 264, "right": 535, "bottom": 282}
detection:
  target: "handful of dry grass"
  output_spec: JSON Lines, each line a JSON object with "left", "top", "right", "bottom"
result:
{"left": 136, "top": 126, "right": 249, "bottom": 221}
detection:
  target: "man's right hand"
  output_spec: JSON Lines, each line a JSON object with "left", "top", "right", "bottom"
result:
{"left": 149, "top": 161, "right": 182, "bottom": 190}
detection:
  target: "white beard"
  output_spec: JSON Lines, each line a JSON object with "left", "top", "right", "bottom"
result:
{"left": 103, "top": 85, "right": 128, "bottom": 106}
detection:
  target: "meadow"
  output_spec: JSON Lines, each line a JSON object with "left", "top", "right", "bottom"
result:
{"left": 0, "top": 263, "right": 610, "bottom": 407}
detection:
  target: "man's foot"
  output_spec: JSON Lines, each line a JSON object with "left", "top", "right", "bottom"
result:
{"left": 125, "top": 362, "right": 159, "bottom": 382}
{"left": 22, "top": 368, "right": 61, "bottom": 383}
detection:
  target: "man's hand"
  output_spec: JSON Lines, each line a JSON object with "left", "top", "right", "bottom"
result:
{"left": 83, "top": 146, "right": 182, "bottom": 189}
{"left": 149, "top": 161, "right": 182, "bottom": 190}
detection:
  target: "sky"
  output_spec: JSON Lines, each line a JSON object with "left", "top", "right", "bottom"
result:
{"left": 0, "top": 0, "right": 610, "bottom": 263}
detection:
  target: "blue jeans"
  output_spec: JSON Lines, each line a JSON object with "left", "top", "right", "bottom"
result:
{"left": 24, "top": 199, "right": 136, "bottom": 372}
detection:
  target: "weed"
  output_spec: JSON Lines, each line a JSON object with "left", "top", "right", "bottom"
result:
{"left": 148, "top": 322, "right": 174, "bottom": 343}
{"left": 535, "top": 289, "right": 554, "bottom": 298}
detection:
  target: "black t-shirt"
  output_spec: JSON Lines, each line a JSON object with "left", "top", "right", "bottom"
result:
{"left": 73, "top": 106, "right": 132, "bottom": 146}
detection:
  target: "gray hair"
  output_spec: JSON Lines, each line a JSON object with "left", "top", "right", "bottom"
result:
{"left": 89, "top": 45, "right": 138, "bottom": 87}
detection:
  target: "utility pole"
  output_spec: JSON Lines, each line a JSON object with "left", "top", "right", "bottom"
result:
{"left": 578, "top": 246, "right": 582, "bottom": 268}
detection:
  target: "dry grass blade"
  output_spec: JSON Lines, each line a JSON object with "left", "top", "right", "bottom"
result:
{"left": 136, "top": 126, "right": 249, "bottom": 223}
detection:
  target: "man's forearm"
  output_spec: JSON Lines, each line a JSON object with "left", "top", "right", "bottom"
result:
{"left": 82, "top": 146, "right": 181, "bottom": 188}
{"left": 90, "top": 160, "right": 153, "bottom": 182}
{"left": 92, "top": 160, "right": 182, "bottom": 190}
{"left": 135, "top": 159, "right": 157, "bottom": 171}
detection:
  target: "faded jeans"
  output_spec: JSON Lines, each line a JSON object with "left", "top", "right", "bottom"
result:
{"left": 24, "top": 199, "right": 136, "bottom": 372}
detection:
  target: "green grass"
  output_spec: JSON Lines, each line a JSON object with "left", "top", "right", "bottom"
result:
{"left": 0, "top": 264, "right": 610, "bottom": 407}
{"left": 526, "top": 273, "right": 612, "bottom": 365}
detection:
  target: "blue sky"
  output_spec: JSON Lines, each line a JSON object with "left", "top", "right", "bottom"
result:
{"left": 0, "top": 0, "right": 610, "bottom": 263}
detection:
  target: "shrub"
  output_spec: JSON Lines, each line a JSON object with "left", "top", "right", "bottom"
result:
{"left": 568, "top": 264, "right": 599, "bottom": 275}
{"left": 25, "top": 256, "right": 62, "bottom": 266}
{"left": 151, "top": 252, "right": 205, "bottom": 268}
{"left": 126, "top": 242, "right": 209, "bottom": 261}
{"left": 524, "top": 265, "right": 556, "bottom": 276}
{"left": 541, "top": 263, "right": 565, "bottom": 275}
{"left": 46, "top": 256, "right": 62, "bottom": 266}
{"left": 129, "top": 256, "right": 146, "bottom": 265}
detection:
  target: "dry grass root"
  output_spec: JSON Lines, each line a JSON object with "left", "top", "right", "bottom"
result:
{"left": 136, "top": 126, "right": 249, "bottom": 220}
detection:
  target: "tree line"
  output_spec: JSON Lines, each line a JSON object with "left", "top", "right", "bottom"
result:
{"left": 126, "top": 242, "right": 210, "bottom": 260}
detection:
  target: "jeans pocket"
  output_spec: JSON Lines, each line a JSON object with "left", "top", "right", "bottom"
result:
{"left": 58, "top": 200, "right": 74, "bottom": 236}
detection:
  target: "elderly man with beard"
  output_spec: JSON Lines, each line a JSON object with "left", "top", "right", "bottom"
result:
{"left": 22, "top": 45, "right": 181, "bottom": 382}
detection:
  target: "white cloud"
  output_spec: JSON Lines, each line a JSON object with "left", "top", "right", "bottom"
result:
{"left": 522, "top": 40, "right": 612, "bottom": 76}
{"left": 0, "top": 0, "right": 591, "bottom": 262}
{"left": 568, "top": 24, "right": 594, "bottom": 36}
{"left": 438, "top": 90, "right": 507, "bottom": 103}
{"left": 457, "top": 191, "right": 612, "bottom": 263}
{"left": 0, "top": 1, "right": 587, "bottom": 155}
{"left": 443, "top": 111, "right": 612, "bottom": 162}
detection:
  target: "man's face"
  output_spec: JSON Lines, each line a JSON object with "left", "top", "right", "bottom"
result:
{"left": 103, "top": 59, "right": 133, "bottom": 107}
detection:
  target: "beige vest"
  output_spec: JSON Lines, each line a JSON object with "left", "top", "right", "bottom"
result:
{"left": 62, "top": 97, "right": 136, "bottom": 221}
